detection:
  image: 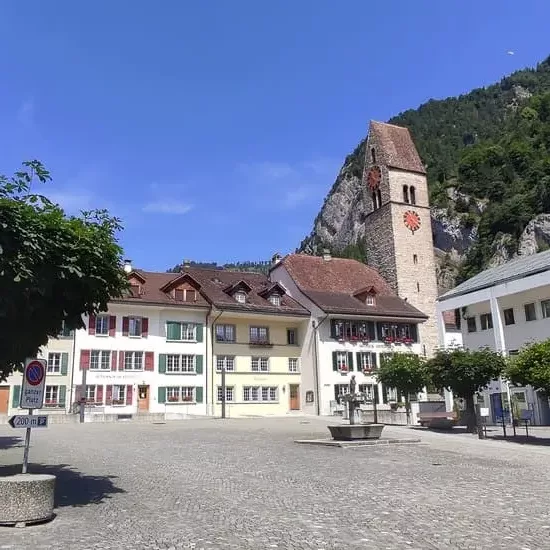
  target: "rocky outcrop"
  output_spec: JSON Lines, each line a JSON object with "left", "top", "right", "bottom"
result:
{"left": 517, "top": 214, "right": 550, "bottom": 256}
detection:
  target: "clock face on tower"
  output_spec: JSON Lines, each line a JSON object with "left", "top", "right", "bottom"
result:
{"left": 403, "top": 210, "right": 421, "bottom": 233}
{"left": 366, "top": 166, "right": 382, "bottom": 190}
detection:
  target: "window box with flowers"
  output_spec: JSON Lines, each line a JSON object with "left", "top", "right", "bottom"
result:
{"left": 168, "top": 396, "right": 180, "bottom": 403}
{"left": 384, "top": 336, "right": 395, "bottom": 344}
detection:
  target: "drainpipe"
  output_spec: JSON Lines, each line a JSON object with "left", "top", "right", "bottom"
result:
{"left": 312, "top": 314, "right": 329, "bottom": 416}
{"left": 210, "top": 309, "right": 223, "bottom": 417}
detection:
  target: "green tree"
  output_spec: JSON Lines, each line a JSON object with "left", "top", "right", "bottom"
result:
{"left": 376, "top": 353, "right": 429, "bottom": 423}
{"left": 427, "top": 348, "right": 507, "bottom": 432}
{"left": 505, "top": 339, "right": 550, "bottom": 395}
{"left": 0, "top": 161, "right": 128, "bottom": 381}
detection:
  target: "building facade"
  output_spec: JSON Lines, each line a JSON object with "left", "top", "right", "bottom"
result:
{"left": 271, "top": 253, "right": 428, "bottom": 416}
{"left": 436, "top": 250, "right": 550, "bottom": 425}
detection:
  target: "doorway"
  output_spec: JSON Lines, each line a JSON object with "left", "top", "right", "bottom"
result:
{"left": 138, "top": 385, "right": 149, "bottom": 412}
{"left": 289, "top": 384, "right": 300, "bottom": 411}
{"left": 0, "top": 386, "right": 9, "bottom": 414}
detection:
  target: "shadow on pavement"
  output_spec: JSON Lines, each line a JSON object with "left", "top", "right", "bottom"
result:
{"left": 490, "top": 435, "right": 550, "bottom": 446}
{"left": 0, "top": 436, "right": 23, "bottom": 449}
{"left": 0, "top": 463, "right": 125, "bottom": 507}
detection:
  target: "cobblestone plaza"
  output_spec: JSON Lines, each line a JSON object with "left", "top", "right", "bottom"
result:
{"left": 1, "top": 417, "right": 550, "bottom": 549}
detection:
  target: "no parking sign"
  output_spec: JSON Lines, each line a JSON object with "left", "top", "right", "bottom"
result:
{"left": 20, "top": 358, "right": 47, "bottom": 409}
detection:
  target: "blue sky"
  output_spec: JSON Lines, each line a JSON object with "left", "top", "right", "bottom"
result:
{"left": 1, "top": 1, "right": 549, "bottom": 270}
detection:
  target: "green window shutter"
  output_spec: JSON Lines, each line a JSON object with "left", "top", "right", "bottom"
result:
{"left": 195, "top": 355, "right": 203, "bottom": 374}
{"left": 59, "top": 385, "right": 67, "bottom": 406}
{"left": 356, "top": 352, "right": 361, "bottom": 370}
{"left": 195, "top": 323, "right": 204, "bottom": 343}
{"left": 166, "top": 322, "right": 181, "bottom": 341}
{"left": 330, "top": 320, "right": 337, "bottom": 338}
{"left": 61, "top": 353, "right": 69, "bottom": 375}
{"left": 332, "top": 351, "right": 338, "bottom": 371}
{"left": 371, "top": 353, "right": 378, "bottom": 368}
{"left": 12, "top": 385, "right": 21, "bottom": 408}
{"left": 158, "top": 354, "right": 167, "bottom": 374}
{"left": 195, "top": 386, "right": 203, "bottom": 403}
{"left": 158, "top": 387, "right": 166, "bottom": 404}
{"left": 347, "top": 352, "right": 354, "bottom": 371}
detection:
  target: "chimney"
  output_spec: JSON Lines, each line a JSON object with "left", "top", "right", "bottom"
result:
{"left": 123, "top": 259, "right": 132, "bottom": 273}
{"left": 322, "top": 249, "right": 331, "bottom": 261}
{"left": 271, "top": 252, "right": 282, "bottom": 266}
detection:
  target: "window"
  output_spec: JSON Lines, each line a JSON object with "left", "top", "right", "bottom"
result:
{"left": 216, "top": 356, "right": 235, "bottom": 372}
{"left": 166, "top": 386, "right": 195, "bottom": 403}
{"left": 175, "top": 289, "right": 184, "bottom": 301}
{"left": 336, "top": 351, "right": 348, "bottom": 370}
{"left": 378, "top": 323, "right": 417, "bottom": 343}
{"left": 215, "top": 324, "right": 235, "bottom": 342}
{"left": 217, "top": 386, "right": 234, "bottom": 402}
{"left": 366, "top": 295, "right": 375, "bottom": 306}
{"left": 410, "top": 186, "right": 416, "bottom": 205}
{"left": 130, "top": 284, "right": 140, "bottom": 297}
{"left": 90, "top": 350, "right": 111, "bottom": 371}
{"left": 45, "top": 385, "right": 59, "bottom": 405}
{"left": 235, "top": 291, "right": 246, "bottom": 303}
{"left": 47, "top": 353, "right": 62, "bottom": 373}
{"left": 334, "top": 384, "right": 349, "bottom": 401}
{"left": 243, "top": 386, "right": 277, "bottom": 402}
{"left": 269, "top": 294, "right": 281, "bottom": 306}
{"left": 541, "top": 300, "right": 550, "bottom": 319}
{"left": 59, "top": 321, "right": 73, "bottom": 338}
{"left": 480, "top": 313, "right": 493, "bottom": 330}
{"left": 86, "top": 385, "right": 96, "bottom": 402}
{"left": 358, "top": 384, "right": 377, "bottom": 402}
{"left": 287, "top": 328, "right": 297, "bottom": 345}
{"left": 288, "top": 358, "right": 299, "bottom": 372}
{"left": 95, "top": 315, "right": 109, "bottom": 336}
{"left": 166, "top": 322, "right": 196, "bottom": 341}
{"left": 128, "top": 317, "right": 142, "bottom": 337}
{"left": 508, "top": 349, "right": 519, "bottom": 356}
{"left": 124, "top": 351, "right": 143, "bottom": 371}
{"left": 403, "top": 185, "right": 409, "bottom": 203}
{"left": 525, "top": 303, "right": 537, "bottom": 322}
{"left": 358, "top": 352, "right": 377, "bottom": 371}
{"left": 166, "top": 354, "right": 195, "bottom": 373}
{"left": 413, "top": 254, "right": 418, "bottom": 264}
{"left": 251, "top": 357, "right": 269, "bottom": 372}
{"left": 504, "top": 308, "right": 515, "bottom": 326}
{"left": 250, "top": 326, "right": 269, "bottom": 344}
{"left": 331, "top": 319, "right": 375, "bottom": 341}
{"left": 112, "top": 385, "right": 126, "bottom": 406}
{"left": 417, "top": 282, "right": 420, "bottom": 292}
{"left": 371, "top": 147, "right": 376, "bottom": 163}
{"left": 466, "top": 317, "right": 477, "bottom": 333}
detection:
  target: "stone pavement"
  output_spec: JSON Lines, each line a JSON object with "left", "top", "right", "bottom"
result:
{"left": 1, "top": 417, "right": 550, "bottom": 549}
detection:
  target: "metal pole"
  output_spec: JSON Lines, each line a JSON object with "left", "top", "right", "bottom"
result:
{"left": 79, "top": 368, "right": 87, "bottom": 423}
{"left": 22, "top": 409, "right": 33, "bottom": 474}
{"left": 221, "top": 365, "right": 226, "bottom": 419}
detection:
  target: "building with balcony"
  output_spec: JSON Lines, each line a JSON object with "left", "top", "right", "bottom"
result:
{"left": 270, "top": 253, "right": 428, "bottom": 416}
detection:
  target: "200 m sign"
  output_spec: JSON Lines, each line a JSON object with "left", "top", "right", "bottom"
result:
{"left": 8, "top": 415, "right": 49, "bottom": 429}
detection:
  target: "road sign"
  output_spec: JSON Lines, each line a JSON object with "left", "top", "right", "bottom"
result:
{"left": 20, "top": 358, "right": 47, "bottom": 409}
{"left": 9, "top": 415, "right": 48, "bottom": 429}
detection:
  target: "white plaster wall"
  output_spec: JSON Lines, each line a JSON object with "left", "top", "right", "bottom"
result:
{"left": 73, "top": 303, "right": 208, "bottom": 416}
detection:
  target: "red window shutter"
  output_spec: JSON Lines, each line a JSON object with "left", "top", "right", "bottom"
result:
{"left": 142, "top": 318, "right": 149, "bottom": 338}
{"left": 96, "top": 385, "right": 104, "bottom": 404}
{"left": 80, "top": 350, "right": 90, "bottom": 370}
{"left": 126, "top": 385, "right": 133, "bottom": 405}
{"left": 144, "top": 351, "right": 154, "bottom": 371}
{"left": 109, "top": 316, "right": 116, "bottom": 337}
{"left": 88, "top": 315, "right": 96, "bottom": 335}
{"left": 111, "top": 350, "right": 118, "bottom": 371}
{"left": 122, "top": 317, "right": 129, "bottom": 336}
{"left": 118, "top": 351, "right": 125, "bottom": 371}
{"left": 105, "top": 385, "right": 113, "bottom": 405}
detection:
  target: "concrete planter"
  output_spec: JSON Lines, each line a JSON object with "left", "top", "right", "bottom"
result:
{"left": 328, "top": 423, "right": 385, "bottom": 441}
{"left": 0, "top": 474, "right": 55, "bottom": 526}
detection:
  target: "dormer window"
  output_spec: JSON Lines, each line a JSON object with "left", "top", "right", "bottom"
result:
{"left": 130, "top": 284, "right": 141, "bottom": 298}
{"left": 366, "top": 295, "right": 376, "bottom": 306}
{"left": 269, "top": 294, "right": 281, "bottom": 306}
{"left": 235, "top": 291, "right": 247, "bottom": 304}
{"left": 175, "top": 289, "right": 184, "bottom": 301}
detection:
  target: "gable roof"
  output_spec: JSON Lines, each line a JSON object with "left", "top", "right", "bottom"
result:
{"left": 439, "top": 249, "right": 550, "bottom": 302}
{"left": 369, "top": 121, "right": 426, "bottom": 175}
{"left": 277, "top": 254, "right": 427, "bottom": 319}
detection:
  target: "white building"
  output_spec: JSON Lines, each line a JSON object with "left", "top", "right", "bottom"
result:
{"left": 271, "top": 253, "right": 429, "bottom": 416}
{"left": 436, "top": 249, "right": 550, "bottom": 425}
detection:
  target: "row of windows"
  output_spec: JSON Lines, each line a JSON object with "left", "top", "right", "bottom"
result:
{"left": 216, "top": 324, "right": 298, "bottom": 345}
{"left": 334, "top": 383, "right": 399, "bottom": 404}
{"left": 332, "top": 351, "right": 393, "bottom": 372}
{"left": 215, "top": 356, "right": 299, "bottom": 373}
{"left": 216, "top": 386, "right": 278, "bottom": 403}
{"left": 330, "top": 320, "right": 418, "bottom": 343}
{"left": 467, "top": 299, "right": 550, "bottom": 332}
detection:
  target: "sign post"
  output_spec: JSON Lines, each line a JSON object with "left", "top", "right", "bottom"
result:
{"left": 16, "top": 358, "right": 47, "bottom": 474}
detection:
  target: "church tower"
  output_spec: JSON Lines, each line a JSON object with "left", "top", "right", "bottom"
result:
{"left": 362, "top": 121, "right": 439, "bottom": 355}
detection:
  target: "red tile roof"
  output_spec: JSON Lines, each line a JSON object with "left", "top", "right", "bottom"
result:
{"left": 278, "top": 254, "right": 427, "bottom": 319}
{"left": 370, "top": 121, "right": 426, "bottom": 175}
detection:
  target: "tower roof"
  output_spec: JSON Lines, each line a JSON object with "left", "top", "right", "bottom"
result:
{"left": 369, "top": 121, "right": 426, "bottom": 175}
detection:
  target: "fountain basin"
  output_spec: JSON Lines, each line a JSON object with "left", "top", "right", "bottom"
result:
{"left": 328, "top": 423, "right": 384, "bottom": 441}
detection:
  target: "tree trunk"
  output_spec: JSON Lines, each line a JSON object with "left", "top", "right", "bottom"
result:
{"left": 464, "top": 394, "right": 477, "bottom": 433}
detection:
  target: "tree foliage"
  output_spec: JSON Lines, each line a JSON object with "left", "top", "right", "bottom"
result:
{"left": 376, "top": 353, "right": 429, "bottom": 409}
{"left": 506, "top": 339, "right": 550, "bottom": 395}
{"left": 0, "top": 161, "right": 128, "bottom": 381}
{"left": 427, "top": 348, "right": 507, "bottom": 430}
